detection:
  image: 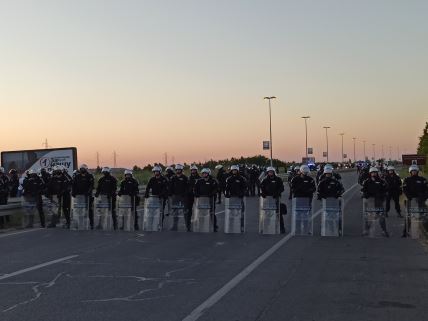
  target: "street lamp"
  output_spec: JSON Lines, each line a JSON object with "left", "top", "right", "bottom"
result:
{"left": 352, "top": 137, "right": 357, "bottom": 162}
{"left": 264, "top": 96, "right": 276, "bottom": 167}
{"left": 302, "top": 116, "right": 310, "bottom": 161}
{"left": 363, "top": 140, "right": 366, "bottom": 161}
{"left": 339, "top": 133, "right": 345, "bottom": 164}
{"left": 323, "top": 126, "right": 330, "bottom": 162}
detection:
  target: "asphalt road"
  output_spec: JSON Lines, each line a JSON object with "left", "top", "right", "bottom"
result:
{"left": 1, "top": 171, "right": 427, "bottom": 321}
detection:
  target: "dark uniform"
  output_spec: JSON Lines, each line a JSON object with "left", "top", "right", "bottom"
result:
{"left": 187, "top": 172, "right": 200, "bottom": 229}
{"left": 225, "top": 174, "right": 247, "bottom": 198}
{"left": 46, "top": 171, "right": 72, "bottom": 228}
{"left": 402, "top": 175, "right": 428, "bottom": 237}
{"left": 249, "top": 166, "right": 261, "bottom": 197}
{"left": 168, "top": 174, "right": 189, "bottom": 231}
{"left": 22, "top": 174, "right": 46, "bottom": 227}
{"left": 384, "top": 172, "right": 402, "bottom": 217}
{"left": 290, "top": 175, "right": 316, "bottom": 199}
{"left": 72, "top": 172, "right": 95, "bottom": 229}
{"left": 317, "top": 177, "right": 345, "bottom": 199}
{"left": 8, "top": 170, "right": 19, "bottom": 197}
{"left": 118, "top": 176, "right": 140, "bottom": 229}
{"left": 260, "top": 174, "right": 285, "bottom": 233}
{"left": 145, "top": 175, "right": 169, "bottom": 198}
{"left": 0, "top": 174, "right": 10, "bottom": 228}
{"left": 95, "top": 173, "right": 118, "bottom": 229}
{"left": 194, "top": 176, "right": 219, "bottom": 231}
{"left": 361, "top": 176, "right": 389, "bottom": 236}
{"left": 216, "top": 168, "right": 228, "bottom": 204}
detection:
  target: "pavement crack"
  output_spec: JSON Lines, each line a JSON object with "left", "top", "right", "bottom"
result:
{"left": 2, "top": 272, "right": 65, "bottom": 313}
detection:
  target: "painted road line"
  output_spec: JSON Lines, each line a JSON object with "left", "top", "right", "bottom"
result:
{"left": 0, "top": 228, "right": 44, "bottom": 239}
{"left": 0, "top": 255, "right": 78, "bottom": 281}
{"left": 182, "top": 182, "right": 359, "bottom": 321}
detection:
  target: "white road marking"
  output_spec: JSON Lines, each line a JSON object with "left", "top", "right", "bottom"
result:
{"left": 182, "top": 182, "right": 360, "bottom": 321}
{"left": 0, "top": 228, "right": 43, "bottom": 238}
{"left": 0, "top": 255, "right": 78, "bottom": 281}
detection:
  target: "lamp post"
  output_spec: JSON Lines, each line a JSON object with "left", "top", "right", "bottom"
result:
{"left": 263, "top": 96, "right": 276, "bottom": 167}
{"left": 352, "top": 137, "right": 357, "bottom": 162}
{"left": 363, "top": 140, "right": 366, "bottom": 161}
{"left": 339, "top": 133, "right": 345, "bottom": 164}
{"left": 302, "top": 116, "right": 310, "bottom": 161}
{"left": 323, "top": 126, "right": 330, "bottom": 162}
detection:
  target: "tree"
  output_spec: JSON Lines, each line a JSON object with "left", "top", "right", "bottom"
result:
{"left": 417, "top": 122, "right": 428, "bottom": 171}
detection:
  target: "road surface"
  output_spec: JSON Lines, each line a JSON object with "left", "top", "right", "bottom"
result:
{"left": 1, "top": 171, "right": 427, "bottom": 321}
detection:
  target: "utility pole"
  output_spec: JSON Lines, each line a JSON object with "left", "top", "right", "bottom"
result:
{"left": 264, "top": 96, "right": 277, "bottom": 167}
{"left": 339, "top": 133, "right": 345, "bottom": 164}
{"left": 302, "top": 116, "right": 310, "bottom": 162}
{"left": 113, "top": 151, "right": 117, "bottom": 168}
{"left": 352, "top": 137, "right": 357, "bottom": 162}
{"left": 96, "top": 152, "right": 100, "bottom": 168}
{"left": 164, "top": 153, "right": 168, "bottom": 166}
{"left": 323, "top": 126, "right": 330, "bottom": 162}
{"left": 42, "top": 138, "right": 50, "bottom": 149}
{"left": 363, "top": 140, "right": 366, "bottom": 161}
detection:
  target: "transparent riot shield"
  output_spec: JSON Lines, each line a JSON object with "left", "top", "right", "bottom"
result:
{"left": 259, "top": 197, "right": 278, "bottom": 235}
{"left": 117, "top": 195, "right": 134, "bottom": 231}
{"left": 193, "top": 197, "right": 213, "bottom": 233}
{"left": 71, "top": 195, "right": 89, "bottom": 230}
{"left": 292, "top": 197, "right": 313, "bottom": 236}
{"left": 405, "top": 198, "right": 428, "bottom": 239}
{"left": 94, "top": 195, "right": 113, "bottom": 230}
{"left": 167, "top": 195, "right": 187, "bottom": 232}
{"left": 321, "top": 198, "right": 344, "bottom": 237}
{"left": 22, "top": 196, "right": 37, "bottom": 228}
{"left": 45, "top": 196, "right": 60, "bottom": 226}
{"left": 363, "top": 197, "right": 387, "bottom": 237}
{"left": 143, "top": 196, "right": 162, "bottom": 232}
{"left": 225, "top": 197, "right": 246, "bottom": 234}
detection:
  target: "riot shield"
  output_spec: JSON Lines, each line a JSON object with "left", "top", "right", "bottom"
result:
{"left": 259, "top": 196, "right": 278, "bottom": 235}
{"left": 225, "top": 197, "right": 245, "bottom": 234}
{"left": 362, "top": 197, "right": 387, "bottom": 237}
{"left": 94, "top": 195, "right": 113, "bottom": 230}
{"left": 405, "top": 198, "right": 428, "bottom": 239}
{"left": 321, "top": 198, "right": 344, "bottom": 237}
{"left": 71, "top": 195, "right": 89, "bottom": 230}
{"left": 193, "top": 197, "right": 213, "bottom": 233}
{"left": 45, "top": 195, "right": 60, "bottom": 226}
{"left": 167, "top": 195, "right": 187, "bottom": 232}
{"left": 22, "top": 196, "right": 37, "bottom": 228}
{"left": 291, "top": 197, "right": 313, "bottom": 236}
{"left": 118, "top": 195, "right": 134, "bottom": 231}
{"left": 142, "top": 196, "right": 162, "bottom": 232}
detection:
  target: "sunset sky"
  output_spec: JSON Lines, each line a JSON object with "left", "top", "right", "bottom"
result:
{"left": 0, "top": 0, "right": 427, "bottom": 167}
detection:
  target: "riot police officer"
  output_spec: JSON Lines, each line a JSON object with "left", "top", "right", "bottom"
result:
{"left": 288, "top": 165, "right": 300, "bottom": 199}
{"left": 384, "top": 166, "right": 402, "bottom": 218}
{"left": 95, "top": 167, "right": 118, "bottom": 230}
{"left": 187, "top": 165, "right": 200, "bottom": 230}
{"left": 290, "top": 165, "right": 316, "bottom": 199}
{"left": 145, "top": 166, "right": 169, "bottom": 198}
{"left": 317, "top": 167, "right": 345, "bottom": 199}
{"left": 361, "top": 167, "right": 389, "bottom": 237}
{"left": 72, "top": 164, "right": 95, "bottom": 229}
{"left": 260, "top": 166, "right": 285, "bottom": 233}
{"left": 402, "top": 165, "right": 428, "bottom": 237}
{"left": 215, "top": 165, "right": 228, "bottom": 204}
{"left": 46, "top": 166, "right": 72, "bottom": 228}
{"left": 194, "top": 168, "right": 218, "bottom": 232}
{"left": 168, "top": 164, "right": 188, "bottom": 231}
{"left": 22, "top": 169, "right": 46, "bottom": 228}
{"left": 118, "top": 169, "right": 140, "bottom": 230}
{"left": 225, "top": 165, "right": 247, "bottom": 199}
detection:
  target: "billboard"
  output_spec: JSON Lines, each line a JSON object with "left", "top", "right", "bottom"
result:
{"left": 1, "top": 147, "right": 78, "bottom": 176}
{"left": 402, "top": 154, "right": 427, "bottom": 166}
